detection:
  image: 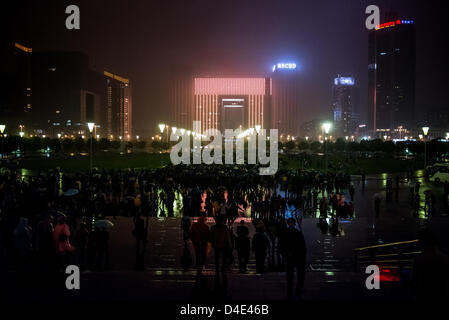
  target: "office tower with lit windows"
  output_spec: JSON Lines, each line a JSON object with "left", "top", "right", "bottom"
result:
{"left": 332, "top": 76, "right": 360, "bottom": 137}
{"left": 271, "top": 63, "right": 301, "bottom": 136}
{"left": 368, "top": 14, "right": 416, "bottom": 137}
{"left": 104, "top": 71, "right": 132, "bottom": 140}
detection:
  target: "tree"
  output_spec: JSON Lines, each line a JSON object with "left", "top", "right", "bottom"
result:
{"left": 98, "top": 138, "right": 110, "bottom": 150}
{"left": 62, "top": 138, "right": 74, "bottom": 153}
{"left": 298, "top": 140, "right": 309, "bottom": 151}
{"left": 335, "top": 138, "right": 346, "bottom": 151}
{"left": 48, "top": 138, "right": 61, "bottom": 152}
{"left": 74, "top": 137, "right": 85, "bottom": 153}
{"left": 111, "top": 140, "right": 121, "bottom": 150}
{"left": 136, "top": 140, "right": 146, "bottom": 149}
{"left": 285, "top": 140, "right": 296, "bottom": 151}
{"left": 310, "top": 141, "right": 321, "bottom": 152}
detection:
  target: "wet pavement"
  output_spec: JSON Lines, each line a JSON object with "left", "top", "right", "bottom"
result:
{"left": 2, "top": 172, "right": 449, "bottom": 300}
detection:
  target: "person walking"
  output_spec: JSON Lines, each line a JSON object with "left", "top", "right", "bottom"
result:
{"left": 349, "top": 184, "right": 355, "bottom": 202}
{"left": 13, "top": 217, "right": 33, "bottom": 289}
{"left": 95, "top": 227, "right": 110, "bottom": 271}
{"left": 280, "top": 218, "right": 307, "bottom": 299}
{"left": 73, "top": 222, "right": 89, "bottom": 271}
{"left": 235, "top": 220, "right": 250, "bottom": 273}
{"left": 412, "top": 229, "right": 449, "bottom": 300}
{"left": 133, "top": 212, "right": 149, "bottom": 270}
{"left": 53, "top": 215, "right": 75, "bottom": 271}
{"left": 374, "top": 197, "right": 381, "bottom": 218}
{"left": 252, "top": 223, "right": 271, "bottom": 274}
{"left": 190, "top": 215, "right": 210, "bottom": 275}
{"left": 210, "top": 215, "right": 233, "bottom": 276}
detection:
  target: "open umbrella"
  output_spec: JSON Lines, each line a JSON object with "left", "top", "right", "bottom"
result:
{"left": 373, "top": 193, "right": 383, "bottom": 201}
{"left": 94, "top": 219, "right": 114, "bottom": 229}
{"left": 63, "top": 188, "right": 79, "bottom": 196}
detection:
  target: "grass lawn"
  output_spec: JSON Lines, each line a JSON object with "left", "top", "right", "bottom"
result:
{"left": 17, "top": 152, "right": 171, "bottom": 172}
{"left": 16, "top": 152, "right": 422, "bottom": 175}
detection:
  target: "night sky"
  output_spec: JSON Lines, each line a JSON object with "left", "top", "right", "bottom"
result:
{"left": 8, "top": 0, "right": 449, "bottom": 135}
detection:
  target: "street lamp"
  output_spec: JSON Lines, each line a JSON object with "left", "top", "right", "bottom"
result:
{"left": 422, "top": 126, "right": 430, "bottom": 168}
{"left": 255, "top": 125, "right": 261, "bottom": 134}
{"left": 158, "top": 123, "right": 165, "bottom": 133}
{"left": 87, "top": 122, "right": 95, "bottom": 172}
{"left": 322, "top": 122, "right": 332, "bottom": 172}
{"left": 19, "top": 132, "right": 24, "bottom": 138}
{"left": 0, "top": 124, "right": 5, "bottom": 159}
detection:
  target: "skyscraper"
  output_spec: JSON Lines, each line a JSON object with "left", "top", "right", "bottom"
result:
{"left": 332, "top": 76, "right": 359, "bottom": 137}
{"left": 271, "top": 63, "right": 301, "bottom": 136}
{"left": 104, "top": 71, "right": 132, "bottom": 140}
{"left": 368, "top": 15, "right": 416, "bottom": 137}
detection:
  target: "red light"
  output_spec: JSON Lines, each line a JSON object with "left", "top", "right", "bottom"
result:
{"left": 396, "top": 20, "right": 401, "bottom": 24}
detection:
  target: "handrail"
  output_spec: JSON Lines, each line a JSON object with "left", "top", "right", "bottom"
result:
{"left": 354, "top": 239, "right": 418, "bottom": 252}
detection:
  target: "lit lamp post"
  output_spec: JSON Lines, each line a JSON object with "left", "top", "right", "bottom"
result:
{"left": 422, "top": 126, "right": 429, "bottom": 168}
{"left": 159, "top": 123, "right": 168, "bottom": 142}
{"left": 0, "top": 124, "right": 5, "bottom": 159}
{"left": 255, "top": 125, "right": 261, "bottom": 135}
{"left": 322, "top": 122, "right": 332, "bottom": 172}
{"left": 87, "top": 122, "right": 95, "bottom": 172}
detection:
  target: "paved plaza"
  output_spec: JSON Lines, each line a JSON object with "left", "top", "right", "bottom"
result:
{"left": 2, "top": 173, "right": 449, "bottom": 301}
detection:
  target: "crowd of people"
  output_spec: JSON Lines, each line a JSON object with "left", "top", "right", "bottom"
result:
{"left": 0, "top": 164, "right": 355, "bottom": 296}
{"left": 1, "top": 160, "right": 448, "bottom": 299}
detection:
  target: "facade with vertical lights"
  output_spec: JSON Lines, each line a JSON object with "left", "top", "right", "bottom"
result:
{"left": 169, "top": 62, "right": 301, "bottom": 135}
{"left": 193, "top": 77, "right": 270, "bottom": 133}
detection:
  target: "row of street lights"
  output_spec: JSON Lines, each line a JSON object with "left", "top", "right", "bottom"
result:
{"left": 157, "top": 123, "right": 264, "bottom": 142}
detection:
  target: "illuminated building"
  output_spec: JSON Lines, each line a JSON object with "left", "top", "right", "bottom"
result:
{"left": 169, "top": 62, "right": 302, "bottom": 135}
{"left": 271, "top": 62, "right": 301, "bottom": 136}
{"left": 169, "top": 65, "right": 194, "bottom": 130}
{"left": 104, "top": 71, "right": 132, "bottom": 140}
{"left": 368, "top": 13, "right": 416, "bottom": 136}
{"left": 193, "top": 77, "right": 270, "bottom": 133}
{"left": 332, "top": 76, "right": 360, "bottom": 137}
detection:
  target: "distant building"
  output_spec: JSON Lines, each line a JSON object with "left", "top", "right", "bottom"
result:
{"left": 0, "top": 42, "right": 32, "bottom": 131}
{"left": 167, "top": 62, "right": 303, "bottom": 135}
{"left": 271, "top": 63, "right": 301, "bottom": 136}
{"left": 31, "top": 51, "right": 105, "bottom": 137}
{"left": 368, "top": 14, "right": 416, "bottom": 137}
{"left": 193, "top": 77, "right": 270, "bottom": 133}
{"left": 426, "top": 108, "right": 449, "bottom": 138}
{"left": 104, "top": 71, "right": 132, "bottom": 140}
{"left": 169, "top": 65, "right": 194, "bottom": 130}
{"left": 300, "top": 119, "right": 326, "bottom": 140}
{"left": 332, "top": 76, "right": 360, "bottom": 137}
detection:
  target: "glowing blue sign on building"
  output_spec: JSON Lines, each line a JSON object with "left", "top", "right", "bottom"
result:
{"left": 334, "top": 77, "right": 355, "bottom": 86}
{"left": 272, "top": 63, "right": 297, "bottom": 72}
